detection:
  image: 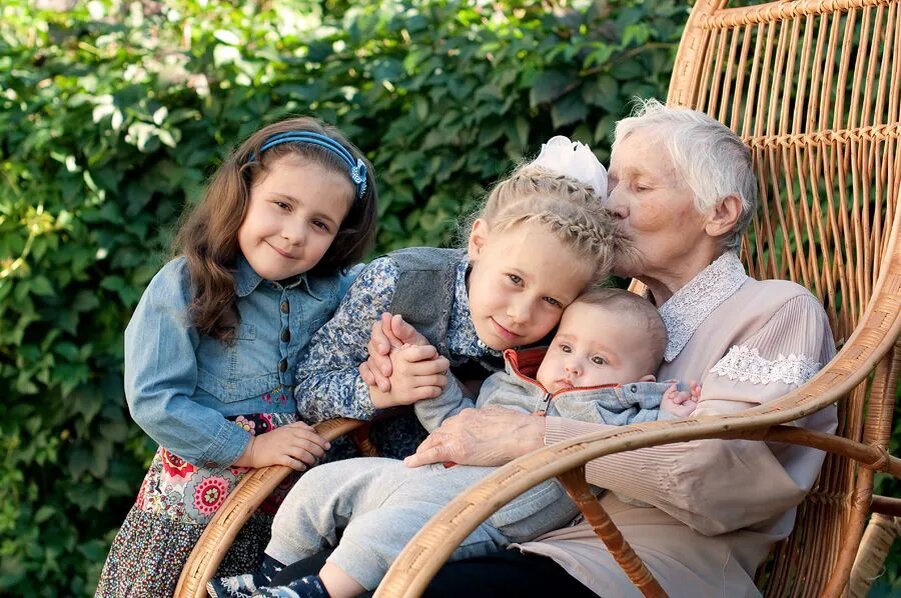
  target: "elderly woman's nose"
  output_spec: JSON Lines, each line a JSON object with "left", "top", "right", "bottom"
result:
{"left": 604, "top": 186, "right": 628, "bottom": 218}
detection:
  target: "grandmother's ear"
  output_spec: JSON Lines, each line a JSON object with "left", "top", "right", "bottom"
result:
{"left": 704, "top": 194, "right": 743, "bottom": 239}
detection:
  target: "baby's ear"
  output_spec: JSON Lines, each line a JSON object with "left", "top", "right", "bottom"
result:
{"left": 639, "top": 374, "right": 656, "bottom": 382}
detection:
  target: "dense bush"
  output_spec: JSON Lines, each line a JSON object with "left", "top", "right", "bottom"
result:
{"left": 0, "top": 0, "right": 684, "bottom": 593}
{"left": 2, "top": 0, "right": 896, "bottom": 595}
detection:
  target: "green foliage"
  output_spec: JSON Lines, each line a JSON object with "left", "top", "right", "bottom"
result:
{"left": 0, "top": 0, "right": 684, "bottom": 593}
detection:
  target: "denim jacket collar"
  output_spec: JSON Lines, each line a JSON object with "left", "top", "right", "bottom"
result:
{"left": 234, "top": 254, "right": 322, "bottom": 300}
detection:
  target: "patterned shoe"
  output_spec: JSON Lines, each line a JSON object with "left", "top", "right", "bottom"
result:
{"left": 254, "top": 575, "right": 330, "bottom": 598}
{"left": 207, "top": 573, "right": 258, "bottom": 598}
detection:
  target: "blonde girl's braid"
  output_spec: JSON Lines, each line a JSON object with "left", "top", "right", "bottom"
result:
{"left": 478, "top": 167, "right": 629, "bottom": 281}
{"left": 481, "top": 166, "right": 600, "bottom": 220}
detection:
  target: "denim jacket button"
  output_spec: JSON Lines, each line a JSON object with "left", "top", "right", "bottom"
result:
{"left": 279, "top": 358, "right": 288, "bottom": 372}
{"left": 280, "top": 301, "right": 289, "bottom": 314}
{"left": 280, "top": 328, "right": 291, "bottom": 343}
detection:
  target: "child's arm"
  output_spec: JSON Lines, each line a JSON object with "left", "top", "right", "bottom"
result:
{"left": 549, "top": 380, "right": 698, "bottom": 426}
{"left": 294, "top": 259, "right": 448, "bottom": 422}
{"left": 414, "top": 369, "right": 477, "bottom": 432}
{"left": 125, "top": 261, "right": 326, "bottom": 470}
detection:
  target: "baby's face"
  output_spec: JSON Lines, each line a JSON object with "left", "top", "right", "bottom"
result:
{"left": 536, "top": 301, "right": 655, "bottom": 394}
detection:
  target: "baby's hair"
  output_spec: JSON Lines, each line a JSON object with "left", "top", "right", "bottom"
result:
{"left": 174, "top": 116, "right": 378, "bottom": 342}
{"left": 575, "top": 288, "right": 667, "bottom": 372}
{"left": 473, "top": 165, "right": 627, "bottom": 283}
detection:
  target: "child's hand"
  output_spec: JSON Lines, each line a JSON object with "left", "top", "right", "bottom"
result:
{"left": 369, "top": 343, "right": 449, "bottom": 408}
{"left": 360, "top": 313, "right": 431, "bottom": 392}
{"left": 233, "top": 421, "right": 331, "bottom": 471}
{"left": 660, "top": 381, "right": 701, "bottom": 418}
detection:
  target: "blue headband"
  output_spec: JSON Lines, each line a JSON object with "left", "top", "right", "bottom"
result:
{"left": 252, "top": 131, "right": 368, "bottom": 200}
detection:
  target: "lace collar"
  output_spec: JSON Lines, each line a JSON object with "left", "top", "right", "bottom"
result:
{"left": 657, "top": 251, "right": 748, "bottom": 362}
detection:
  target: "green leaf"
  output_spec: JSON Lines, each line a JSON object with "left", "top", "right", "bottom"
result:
{"left": 27, "top": 275, "right": 54, "bottom": 297}
{"left": 551, "top": 93, "right": 588, "bottom": 128}
{"left": 529, "top": 70, "right": 572, "bottom": 106}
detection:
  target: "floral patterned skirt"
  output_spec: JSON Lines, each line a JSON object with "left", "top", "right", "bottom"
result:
{"left": 96, "top": 409, "right": 299, "bottom": 598}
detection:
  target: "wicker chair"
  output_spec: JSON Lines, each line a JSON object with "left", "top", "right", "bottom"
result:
{"left": 177, "top": 0, "right": 901, "bottom": 596}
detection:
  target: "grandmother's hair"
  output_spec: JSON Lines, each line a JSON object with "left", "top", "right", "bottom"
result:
{"left": 576, "top": 287, "right": 667, "bottom": 372}
{"left": 613, "top": 98, "right": 758, "bottom": 252}
{"left": 473, "top": 165, "right": 626, "bottom": 283}
{"left": 174, "top": 115, "right": 377, "bottom": 342}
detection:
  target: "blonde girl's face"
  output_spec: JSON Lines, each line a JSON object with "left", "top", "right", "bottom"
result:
{"left": 238, "top": 154, "right": 354, "bottom": 281}
{"left": 466, "top": 219, "right": 594, "bottom": 351}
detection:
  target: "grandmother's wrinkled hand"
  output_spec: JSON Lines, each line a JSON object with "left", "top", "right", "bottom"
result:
{"left": 404, "top": 406, "right": 545, "bottom": 468}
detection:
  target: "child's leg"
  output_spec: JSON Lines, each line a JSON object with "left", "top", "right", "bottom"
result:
{"left": 319, "top": 562, "right": 366, "bottom": 598}
{"left": 211, "top": 457, "right": 409, "bottom": 598}
{"left": 322, "top": 500, "right": 507, "bottom": 593}
{"left": 266, "top": 457, "right": 412, "bottom": 564}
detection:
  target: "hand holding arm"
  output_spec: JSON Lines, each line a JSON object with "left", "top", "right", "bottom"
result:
{"left": 368, "top": 343, "right": 449, "bottom": 408}
{"left": 359, "top": 313, "right": 431, "bottom": 391}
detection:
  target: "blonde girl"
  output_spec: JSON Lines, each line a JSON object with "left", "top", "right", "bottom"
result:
{"left": 96, "top": 117, "right": 378, "bottom": 597}
{"left": 209, "top": 137, "right": 620, "bottom": 597}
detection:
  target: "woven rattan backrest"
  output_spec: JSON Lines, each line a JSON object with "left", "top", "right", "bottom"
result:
{"left": 667, "top": 0, "right": 899, "bottom": 595}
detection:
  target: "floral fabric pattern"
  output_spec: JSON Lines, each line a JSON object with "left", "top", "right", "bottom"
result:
{"left": 97, "top": 386, "right": 299, "bottom": 597}
{"left": 295, "top": 252, "right": 494, "bottom": 424}
{"left": 133, "top": 409, "right": 296, "bottom": 526}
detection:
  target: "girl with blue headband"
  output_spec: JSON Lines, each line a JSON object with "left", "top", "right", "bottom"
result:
{"left": 97, "top": 116, "right": 378, "bottom": 597}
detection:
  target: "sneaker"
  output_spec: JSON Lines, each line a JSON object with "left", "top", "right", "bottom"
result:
{"left": 254, "top": 575, "right": 330, "bottom": 598}
{"left": 207, "top": 573, "right": 258, "bottom": 598}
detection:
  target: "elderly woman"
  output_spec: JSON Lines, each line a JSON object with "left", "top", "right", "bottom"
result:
{"left": 273, "top": 100, "right": 837, "bottom": 597}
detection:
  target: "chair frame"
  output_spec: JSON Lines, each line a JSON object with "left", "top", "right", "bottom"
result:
{"left": 177, "top": 1, "right": 901, "bottom": 596}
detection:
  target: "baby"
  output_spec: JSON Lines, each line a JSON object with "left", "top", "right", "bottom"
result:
{"left": 211, "top": 288, "right": 698, "bottom": 598}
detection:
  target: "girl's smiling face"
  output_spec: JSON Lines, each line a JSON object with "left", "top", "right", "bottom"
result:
{"left": 237, "top": 155, "right": 353, "bottom": 281}
{"left": 465, "top": 219, "right": 593, "bottom": 351}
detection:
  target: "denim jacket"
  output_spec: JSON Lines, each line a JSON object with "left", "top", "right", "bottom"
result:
{"left": 124, "top": 255, "right": 359, "bottom": 469}
{"left": 416, "top": 348, "right": 678, "bottom": 433}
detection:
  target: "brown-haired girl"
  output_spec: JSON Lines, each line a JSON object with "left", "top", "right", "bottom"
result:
{"left": 96, "top": 117, "right": 378, "bottom": 597}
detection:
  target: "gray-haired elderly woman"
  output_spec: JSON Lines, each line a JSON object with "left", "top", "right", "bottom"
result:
{"left": 275, "top": 100, "right": 837, "bottom": 597}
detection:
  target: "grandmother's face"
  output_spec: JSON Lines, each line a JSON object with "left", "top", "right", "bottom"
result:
{"left": 606, "top": 128, "right": 709, "bottom": 279}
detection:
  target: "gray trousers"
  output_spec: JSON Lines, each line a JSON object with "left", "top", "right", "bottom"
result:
{"left": 267, "top": 457, "right": 579, "bottom": 590}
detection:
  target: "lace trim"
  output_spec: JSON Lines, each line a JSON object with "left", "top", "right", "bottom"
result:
{"left": 710, "top": 345, "right": 821, "bottom": 386}
{"left": 658, "top": 252, "right": 748, "bottom": 362}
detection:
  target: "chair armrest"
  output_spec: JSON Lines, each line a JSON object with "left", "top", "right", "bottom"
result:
{"left": 174, "top": 417, "right": 369, "bottom": 598}
{"left": 375, "top": 309, "right": 901, "bottom": 597}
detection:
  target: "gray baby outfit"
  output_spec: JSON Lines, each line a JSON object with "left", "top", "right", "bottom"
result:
{"left": 267, "top": 347, "right": 674, "bottom": 590}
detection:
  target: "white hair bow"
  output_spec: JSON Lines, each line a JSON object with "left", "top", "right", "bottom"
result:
{"left": 529, "top": 136, "right": 608, "bottom": 199}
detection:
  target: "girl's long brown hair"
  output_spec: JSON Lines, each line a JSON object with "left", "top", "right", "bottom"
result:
{"left": 173, "top": 117, "right": 377, "bottom": 342}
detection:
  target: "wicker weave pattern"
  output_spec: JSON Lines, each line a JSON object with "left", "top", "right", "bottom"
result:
{"left": 670, "top": 2, "right": 899, "bottom": 594}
